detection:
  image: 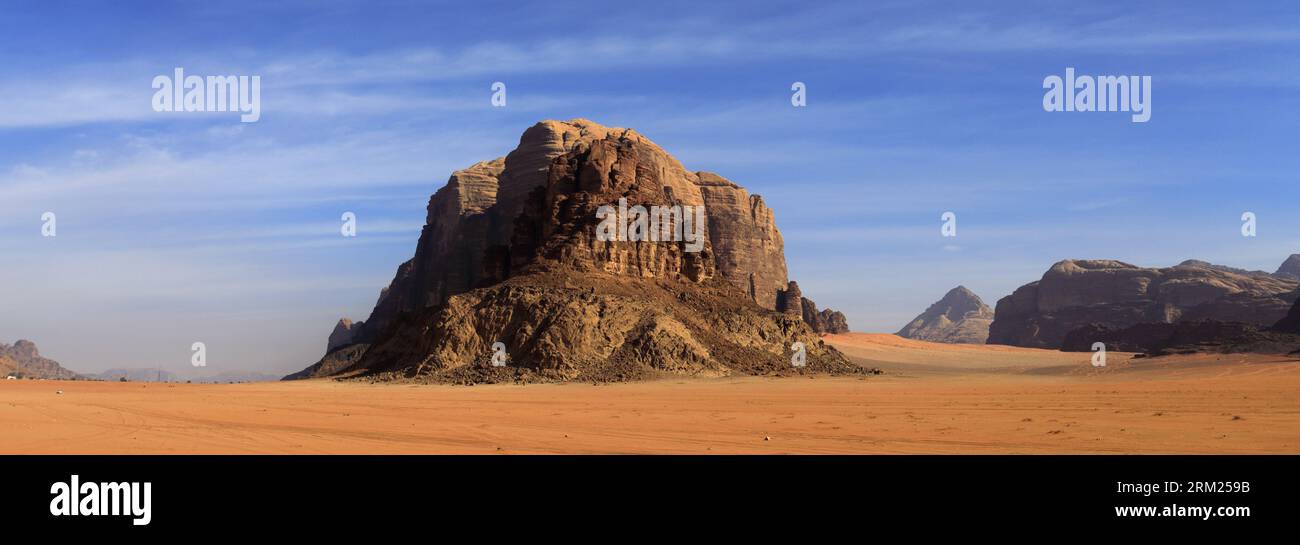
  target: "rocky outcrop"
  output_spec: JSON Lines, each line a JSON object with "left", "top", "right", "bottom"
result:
{"left": 988, "top": 259, "right": 1300, "bottom": 349}
{"left": 327, "top": 318, "right": 362, "bottom": 353}
{"left": 0, "top": 340, "right": 80, "bottom": 380}
{"left": 778, "top": 281, "right": 803, "bottom": 316}
{"left": 799, "top": 297, "right": 850, "bottom": 334}
{"left": 282, "top": 344, "right": 369, "bottom": 381}
{"left": 287, "top": 120, "right": 863, "bottom": 382}
{"left": 1272, "top": 296, "right": 1300, "bottom": 334}
{"left": 1276, "top": 254, "right": 1300, "bottom": 280}
{"left": 774, "top": 281, "right": 849, "bottom": 333}
{"left": 896, "top": 286, "right": 993, "bottom": 344}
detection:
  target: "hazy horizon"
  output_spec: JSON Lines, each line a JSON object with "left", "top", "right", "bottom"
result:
{"left": 3, "top": 0, "right": 1298, "bottom": 375}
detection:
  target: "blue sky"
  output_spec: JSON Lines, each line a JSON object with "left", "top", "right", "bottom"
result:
{"left": 2, "top": 0, "right": 1298, "bottom": 374}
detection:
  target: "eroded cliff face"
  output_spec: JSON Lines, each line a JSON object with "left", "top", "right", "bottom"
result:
{"left": 988, "top": 259, "right": 1300, "bottom": 349}
{"left": 697, "top": 172, "right": 789, "bottom": 310}
{"left": 289, "top": 119, "right": 859, "bottom": 381}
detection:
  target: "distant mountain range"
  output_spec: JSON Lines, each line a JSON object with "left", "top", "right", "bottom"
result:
{"left": 1, "top": 340, "right": 281, "bottom": 383}
{"left": 90, "top": 368, "right": 281, "bottom": 383}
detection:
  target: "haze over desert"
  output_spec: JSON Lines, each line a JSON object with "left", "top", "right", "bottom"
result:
{"left": 4, "top": 334, "right": 1296, "bottom": 454}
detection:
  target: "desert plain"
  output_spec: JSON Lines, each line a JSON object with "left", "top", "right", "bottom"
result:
{"left": 2, "top": 333, "right": 1298, "bottom": 454}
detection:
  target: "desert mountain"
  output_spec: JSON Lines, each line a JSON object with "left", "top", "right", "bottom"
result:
{"left": 1276, "top": 254, "right": 1300, "bottom": 280}
{"left": 896, "top": 286, "right": 993, "bottom": 344}
{"left": 288, "top": 119, "right": 861, "bottom": 382}
{"left": 988, "top": 258, "right": 1300, "bottom": 349}
{"left": 1, "top": 340, "right": 80, "bottom": 380}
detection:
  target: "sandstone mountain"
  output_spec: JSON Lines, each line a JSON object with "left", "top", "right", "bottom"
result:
{"left": 1276, "top": 254, "right": 1300, "bottom": 280}
{"left": 896, "top": 286, "right": 993, "bottom": 344}
{"left": 988, "top": 258, "right": 1300, "bottom": 349}
{"left": 1, "top": 340, "right": 80, "bottom": 380}
{"left": 288, "top": 119, "right": 861, "bottom": 382}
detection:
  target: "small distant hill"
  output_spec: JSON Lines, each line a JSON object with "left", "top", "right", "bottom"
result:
{"left": 90, "top": 368, "right": 281, "bottom": 383}
{"left": 896, "top": 286, "right": 993, "bottom": 344}
{"left": 188, "top": 370, "right": 281, "bottom": 383}
{"left": 93, "top": 368, "right": 181, "bottom": 382}
{"left": 1, "top": 340, "right": 80, "bottom": 379}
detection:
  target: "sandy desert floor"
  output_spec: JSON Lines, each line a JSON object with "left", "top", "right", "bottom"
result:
{"left": 2, "top": 333, "right": 1298, "bottom": 454}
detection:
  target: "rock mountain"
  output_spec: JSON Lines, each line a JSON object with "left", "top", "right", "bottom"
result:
{"left": 1, "top": 340, "right": 80, "bottom": 380}
{"left": 896, "top": 286, "right": 993, "bottom": 344}
{"left": 288, "top": 119, "right": 860, "bottom": 382}
{"left": 1276, "top": 254, "right": 1300, "bottom": 280}
{"left": 988, "top": 258, "right": 1300, "bottom": 349}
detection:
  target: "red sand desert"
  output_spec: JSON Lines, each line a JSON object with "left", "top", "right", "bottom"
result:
{"left": 2, "top": 333, "right": 1297, "bottom": 454}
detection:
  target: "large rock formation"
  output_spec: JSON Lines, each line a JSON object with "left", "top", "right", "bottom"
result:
{"left": 287, "top": 119, "right": 861, "bottom": 382}
{"left": 988, "top": 259, "right": 1300, "bottom": 349}
{"left": 1276, "top": 254, "right": 1300, "bottom": 280}
{"left": 0, "top": 340, "right": 80, "bottom": 380}
{"left": 896, "top": 286, "right": 993, "bottom": 344}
